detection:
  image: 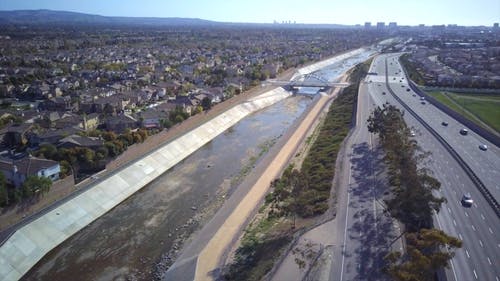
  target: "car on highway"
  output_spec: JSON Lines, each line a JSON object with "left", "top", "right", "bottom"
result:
{"left": 460, "top": 128, "right": 468, "bottom": 135}
{"left": 382, "top": 91, "right": 386, "bottom": 95}
{"left": 406, "top": 88, "right": 411, "bottom": 92}
{"left": 421, "top": 101, "right": 426, "bottom": 105}
{"left": 441, "top": 121, "right": 449, "bottom": 126}
{"left": 479, "top": 144, "right": 488, "bottom": 151}
{"left": 412, "top": 94, "right": 416, "bottom": 97}
{"left": 461, "top": 193, "right": 473, "bottom": 207}
{"left": 419, "top": 96, "right": 425, "bottom": 100}
{"left": 410, "top": 130, "right": 416, "bottom": 137}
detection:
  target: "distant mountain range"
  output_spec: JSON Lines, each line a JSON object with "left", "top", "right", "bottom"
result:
{"left": 0, "top": 9, "right": 218, "bottom": 26}
{"left": 0, "top": 9, "right": 351, "bottom": 28}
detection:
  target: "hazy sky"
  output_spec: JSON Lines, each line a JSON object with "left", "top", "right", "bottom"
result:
{"left": 0, "top": 0, "right": 498, "bottom": 26}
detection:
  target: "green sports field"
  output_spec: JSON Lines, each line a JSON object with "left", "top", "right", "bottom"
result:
{"left": 427, "top": 91, "right": 500, "bottom": 134}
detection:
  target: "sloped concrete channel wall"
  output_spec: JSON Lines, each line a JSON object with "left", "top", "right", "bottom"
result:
{"left": 0, "top": 88, "right": 291, "bottom": 281}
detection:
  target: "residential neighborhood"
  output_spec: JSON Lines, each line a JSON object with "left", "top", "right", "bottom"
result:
{"left": 0, "top": 24, "right": 384, "bottom": 205}
{"left": 401, "top": 29, "right": 500, "bottom": 88}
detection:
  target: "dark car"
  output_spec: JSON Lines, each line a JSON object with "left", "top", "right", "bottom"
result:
{"left": 406, "top": 88, "right": 411, "bottom": 92}
{"left": 421, "top": 101, "right": 426, "bottom": 105}
{"left": 382, "top": 92, "right": 386, "bottom": 95}
{"left": 441, "top": 121, "right": 449, "bottom": 126}
{"left": 461, "top": 193, "right": 473, "bottom": 207}
{"left": 460, "top": 128, "right": 468, "bottom": 135}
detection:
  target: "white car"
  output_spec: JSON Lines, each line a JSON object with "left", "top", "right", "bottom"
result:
{"left": 479, "top": 144, "right": 488, "bottom": 151}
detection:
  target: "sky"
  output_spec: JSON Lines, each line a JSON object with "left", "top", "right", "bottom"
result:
{"left": 0, "top": 0, "right": 499, "bottom": 26}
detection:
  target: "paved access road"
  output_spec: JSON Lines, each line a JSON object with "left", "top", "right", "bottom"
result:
{"left": 366, "top": 54, "right": 500, "bottom": 281}
{"left": 326, "top": 76, "right": 402, "bottom": 281}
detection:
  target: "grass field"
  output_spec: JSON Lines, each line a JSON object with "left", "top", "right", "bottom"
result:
{"left": 428, "top": 91, "right": 500, "bottom": 133}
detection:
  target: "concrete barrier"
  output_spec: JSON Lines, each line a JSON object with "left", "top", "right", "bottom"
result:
{"left": 0, "top": 88, "right": 292, "bottom": 281}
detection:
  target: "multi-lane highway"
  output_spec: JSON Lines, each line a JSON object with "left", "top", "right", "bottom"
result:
{"left": 365, "top": 53, "right": 500, "bottom": 281}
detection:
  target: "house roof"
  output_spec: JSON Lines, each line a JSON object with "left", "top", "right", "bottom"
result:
{"left": 58, "top": 134, "right": 103, "bottom": 147}
{"left": 5, "top": 123, "right": 32, "bottom": 134}
{"left": 38, "top": 127, "right": 82, "bottom": 141}
{"left": 105, "top": 114, "right": 137, "bottom": 125}
{"left": 0, "top": 156, "right": 59, "bottom": 176}
{"left": 139, "top": 109, "right": 165, "bottom": 120}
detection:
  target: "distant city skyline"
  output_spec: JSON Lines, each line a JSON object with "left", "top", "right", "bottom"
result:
{"left": 0, "top": 0, "right": 498, "bottom": 26}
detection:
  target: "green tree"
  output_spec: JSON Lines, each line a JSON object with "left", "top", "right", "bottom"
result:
{"left": 367, "top": 104, "right": 445, "bottom": 229}
{"left": 386, "top": 228, "right": 462, "bottom": 281}
{"left": 201, "top": 97, "right": 212, "bottom": 110}
{"left": 286, "top": 169, "right": 306, "bottom": 228}
{"left": 22, "top": 175, "right": 52, "bottom": 198}
{"left": 192, "top": 105, "right": 203, "bottom": 115}
{"left": 38, "top": 144, "right": 58, "bottom": 160}
{"left": 174, "top": 115, "right": 185, "bottom": 124}
{"left": 59, "top": 160, "right": 72, "bottom": 178}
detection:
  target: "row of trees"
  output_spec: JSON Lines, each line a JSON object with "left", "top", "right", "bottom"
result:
{"left": 367, "top": 104, "right": 462, "bottom": 281}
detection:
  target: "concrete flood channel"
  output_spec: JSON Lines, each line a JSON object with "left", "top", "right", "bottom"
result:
{"left": 22, "top": 48, "right": 375, "bottom": 281}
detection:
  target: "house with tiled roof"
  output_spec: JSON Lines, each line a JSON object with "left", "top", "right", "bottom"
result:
{"left": 58, "top": 134, "right": 103, "bottom": 149}
{"left": 0, "top": 156, "right": 60, "bottom": 187}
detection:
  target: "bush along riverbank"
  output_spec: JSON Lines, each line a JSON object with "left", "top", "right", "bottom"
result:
{"left": 221, "top": 60, "right": 371, "bottom": 281}
{"left": 367, "top": 104, "right": 462, "bottom": 281}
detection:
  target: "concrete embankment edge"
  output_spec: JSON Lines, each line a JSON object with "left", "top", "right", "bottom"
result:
{"left": 0, "top": 88, "right": 291, "bottom": 281}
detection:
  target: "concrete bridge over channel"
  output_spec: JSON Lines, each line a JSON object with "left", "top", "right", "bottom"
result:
{"left": 265, "top": 73, "right": 350, "bottom": 91}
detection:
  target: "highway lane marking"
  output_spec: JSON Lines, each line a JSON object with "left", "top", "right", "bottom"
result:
{"left": 458, "top": 233, "right": 463, "bottom": 240}
{"left": 487, "top": 257, "right": 492, "bottom": 265}
{"left": 465, "top": 211, "right": 469, "bottom": 217}
{"left": 465, "top": 249, "right": 470, "bottom": 258}
{"left": 447, "top": 207, "right": 451, "bottom": 213}
{"left": 471, "top": 225, "right": 476, "bottom": 231}
{"left": 479, "top": 240, "right": 483, "bottom": 247}
{"left": 496, "top": 276, "right": 499, "bottom": 281}
{"left": 473, "top": 269, "right": 478, "bottom": 279}
{"left": 480, "top": 214, "right": 485, "bottom": 220}
{"left": 434, "top": 209, "right": 459, "bottom": 281}
{"left": 489, "top": 227, "right": 493, "bottom": 234}
{"left": 453, "top": 219, "right": 457, "bottom": 226}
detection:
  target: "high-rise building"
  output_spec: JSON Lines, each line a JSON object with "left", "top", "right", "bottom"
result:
{"left": 376, "top": 22, "right": 385, "bottom": 29}
{"left": 494, "top": 23, "right": 499, "bottom": 30}
{"left": 388, "top": 22, "right": 397, "bottom": 29}
{"left": 364, "top": 22, "right": 371, "bottom": 29}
